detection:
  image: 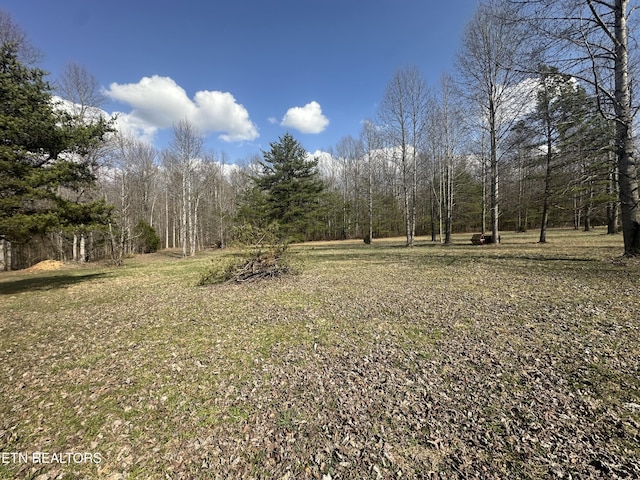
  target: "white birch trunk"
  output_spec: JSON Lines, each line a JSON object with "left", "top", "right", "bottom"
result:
{"left": 181, "top": 172, "right": 187, "bottom": 258}
{"left": 165, "top": 190, "right": 170, "bottom": 249}
{"left": 80, "top": 233, "right": 86, "bottom": 263}
{"left": 73, "top": 233, "right": 79, "bottom": 262}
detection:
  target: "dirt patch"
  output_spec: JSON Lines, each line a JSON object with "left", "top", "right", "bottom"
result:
{"left": 24, "top": 260, "right": 65, "bottom": 272}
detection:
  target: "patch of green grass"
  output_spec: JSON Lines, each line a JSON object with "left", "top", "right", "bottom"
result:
{"left": 0, "top": 229, "right": 638, "bottom": 478}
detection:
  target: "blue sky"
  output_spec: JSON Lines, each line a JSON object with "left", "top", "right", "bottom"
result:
{"left": 3, "top": 1, "right": 479, "bottom": 162}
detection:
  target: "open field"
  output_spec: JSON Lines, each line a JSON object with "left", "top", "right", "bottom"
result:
{"left": 1, "top": 229, "right": 639, "bottom": 479}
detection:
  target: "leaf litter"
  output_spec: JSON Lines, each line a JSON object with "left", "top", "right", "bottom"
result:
{"left": 0, "top": 233, "right": 638, "bottom": 479}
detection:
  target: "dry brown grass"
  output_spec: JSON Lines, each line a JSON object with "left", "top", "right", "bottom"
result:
{"left": 0, "top": 229, "right": 638, "bottom": 479}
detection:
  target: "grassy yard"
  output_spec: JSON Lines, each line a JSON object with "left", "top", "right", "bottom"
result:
{"left": 0, "top": 229, "right": 639, "bottom": 479}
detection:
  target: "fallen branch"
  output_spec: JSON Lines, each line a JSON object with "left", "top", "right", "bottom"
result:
{"left": 230, "top": 252, "right": 290, "bottom": 283}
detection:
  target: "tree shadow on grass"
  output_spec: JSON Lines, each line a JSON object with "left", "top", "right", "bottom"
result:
{"left": 0, "top": 272, "right": 108, "bottom": 295}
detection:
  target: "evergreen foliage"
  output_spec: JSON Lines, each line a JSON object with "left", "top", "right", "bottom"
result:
{"left": 240, "top": 133, "right": 326, "bottom": 241}
{"left": 515, "top": 66, "right": 616, "bottom": 236}
{"left": 0, "top": 43, "right": 112, "bottom": 244}
{"left": 133, "top": 219, "right": 161, "bottom": 253}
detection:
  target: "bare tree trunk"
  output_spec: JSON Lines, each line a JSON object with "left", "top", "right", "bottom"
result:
{"left": 181, "top": 172, "right": 187, "bottom": 258}
{"left": 430, "top": 186, "right": 437, "bottom": 242}
{"left": 402, "top": 156, "right": 412, "bottom": 247}
{"left": 108, "top": 221, "right": 123, "bottom": 266}
{"left": 489, "top": 99, "right": 499, "bottom": 244}
{"left": 410, "top": 148, "right": 417, "bottom": 245}
{"left": 165, "top": 190, "right": 170, "bottom": 249}
{"left": 190, "top": 195, "right": 199, "bottom": 257}
{"left": 56, "top": 231, "right": 65, "bottom": 261}
{"left": 438, "top": 160, "right": 444, "bottom": 243}
{"left": 80, "top": 233, "right": 86, "bottom": 262}
{"left": 354, "top": 160, "right": 361, "bottom": 239}
{"left": 481, "top": 138, "right": 488, "bottom": 235}
{"left": 612, "top": 0, "right": 640, "bottom": 254}
{"left": 72, "top": 233, "right": 79, "bottom": 261}
{"left": 607, "top": 158, "right": 619, "bottom": 234}
{"left": 218, "top": 180, "right": 226, "bottom": 249}
{"left": 368, "top": 162, "right": 373, "bottom": 244}
{"left": 172, "top": 203, "right": 176, "bottom": 249}
{"left": 539, "top": 124, "right": 553, "bottom": 243}
{"left": 445, "top": 160, "right": 453, "bottom": 244}
{"left": 517, "top": 150, "right": 526, "bottom": 232}
{"left": 584, "top": 179, "right": 594, "bottom": 232}
{"left": 0, "top": 240, "right": 11, "bottom": 272}
{"left": 187, "top": 176, "right": 193, "bottom": 256}
{"left": 6, "top": 241, "right": 12, "bottom": 271}
{"left": 149, "top": 196, "right": 156, "bottom": 228}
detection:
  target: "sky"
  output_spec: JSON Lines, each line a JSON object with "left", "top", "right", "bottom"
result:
{"left": 2, "top": 1, "right": 479, "bottom": 163}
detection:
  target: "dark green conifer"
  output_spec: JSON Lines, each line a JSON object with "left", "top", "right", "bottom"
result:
{"left": 0, "top": 43, "right": 111, "bottom": 244}
{"left": 242, "top": 133, "right": 326, "bottom": 241}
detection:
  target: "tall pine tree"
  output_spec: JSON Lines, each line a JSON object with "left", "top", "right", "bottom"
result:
{"left": 0, "top": 43, "right": 111, "bottom": 245}
{"left": 242, "top": 133, "right": 325, "bottom": 241}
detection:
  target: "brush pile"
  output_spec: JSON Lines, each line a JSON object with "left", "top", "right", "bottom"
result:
{"left": 198, "top": 225, "right": 293, "bottom": 285}
{"left": 228, "top": 249, "right": 290, "bottom": 283}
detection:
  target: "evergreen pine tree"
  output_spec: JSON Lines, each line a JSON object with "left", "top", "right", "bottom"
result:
{"left": 0, "top": 43, "right": 111, "bottom": 244}
{"left": 247, "top": 133, "right": 325, "bottom": 241}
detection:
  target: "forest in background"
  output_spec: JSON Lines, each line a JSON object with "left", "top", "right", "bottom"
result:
{"left": 2, "top": 0, "right": 639, "bottom": 270}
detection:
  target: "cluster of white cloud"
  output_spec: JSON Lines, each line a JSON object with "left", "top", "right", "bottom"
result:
{"left": 309, "top": 149, "right": 339, "bottom": 178}
{"left": 103, "top": 75, "right": 259, "bottom": 143}
{"left": 103, "top": 75, "right": 330, "bottom": 145}
{"left": 279, "top": 101, "right": 330, "bottom": 134}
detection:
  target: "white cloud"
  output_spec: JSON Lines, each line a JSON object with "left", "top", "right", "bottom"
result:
{"left": 52, "top": 96, "right": 107, "bottom": 123}
{"left": 103, "top": 75, "right": 259, "bottom": 142}
{"left": 192, "top": 90, "right": 258, "bottom": 142}
{"left": 309, "top": 149, "right": 337, "bottom": 176}
{"left": 220, "top": 162, "right": 241, "bottom": 178}
{"left": 280, "top": 101, "right": 329, "bottom": 134}
{"left": 112, "top": 111, "right": 159, "bottom": 145}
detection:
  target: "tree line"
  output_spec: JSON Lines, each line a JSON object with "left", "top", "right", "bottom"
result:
{"left": 1, "top": 0, "right": 639, "bottom": 270}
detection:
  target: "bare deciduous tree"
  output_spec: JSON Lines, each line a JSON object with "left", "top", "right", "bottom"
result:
{"left": 378, "top": 66, "right": 430, "bottom": 247}
{"left": 458, "top": 0, "right": 533, "bottom": 244}
{"left": 165, "top": 119, "right": 204, "bottom": 257}
{"left": 335, "top": 135, "right": 364, "bottom": 239}
{"left": 360, "top": 120, "right": 383, "bottom": 244}
{"left": 0, "top": 9, "right": 41, "bottom": 65}
{"left": 430, "top": 74, "right": 465, "bottom": 244}
{"left": 57, "top": 62, "right": 105, "bottom": 120}
{"left": 514, "top": 0, "right": 640, "bottom": 254}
